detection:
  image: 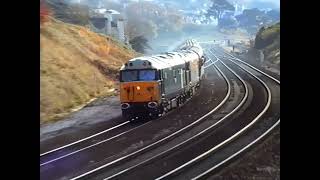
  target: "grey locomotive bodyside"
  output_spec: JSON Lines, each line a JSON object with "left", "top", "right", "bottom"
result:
{"left": 154, "top": 40, "right": 205, "bottom": 111}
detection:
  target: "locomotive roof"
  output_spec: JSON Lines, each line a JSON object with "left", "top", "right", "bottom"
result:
{"left": 120, "top": 40, "right": 203, "bottom": 70}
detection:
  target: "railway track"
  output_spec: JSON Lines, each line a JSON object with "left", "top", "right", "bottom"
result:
{"left": 88, "top": 60, "right": 250, "bottom": 180}
{"left": 189, "top": 46, "right": 279, "bottom": 178}
{"left": 153, "top": 47, "right": 280, "bottom": 180}
{"left": 70, "top": 55, "right": 257, "bottom": 179}
{"left": 40, "top": 119, "right": 164, "bottom": 166}
{"left": 91, "top": 48, "right": 274, "bottom": 180}
{"left": 40, "top": 52, "right": 224, "bottom": 166}
{"left": 91, "top": 46, "right": 279, "bottom": 180}
{"left": 40, "top": 56, "right": 234, "bottom": 180}
{"left": 40, "top": 44, "right": 279, "bottom": 180}
{"left": 211, "top": 45, "right": 280, "bottom": 81}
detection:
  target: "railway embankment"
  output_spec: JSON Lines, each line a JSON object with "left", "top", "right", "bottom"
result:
{"left": 40, "top": 16, "right": 137, "bottom": 124}
{"left": 222, "top": 22, "right": 280, "bottom": 77}
{"left": 254, "top": 22, "right": 280, "bottom": 66}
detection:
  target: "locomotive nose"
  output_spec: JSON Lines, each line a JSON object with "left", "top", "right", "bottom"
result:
{"left": 120, "top": 82, "right": 160, "bottom": 103}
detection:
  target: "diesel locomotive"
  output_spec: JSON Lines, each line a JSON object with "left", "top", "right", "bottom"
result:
{"left": 119, "top": 39, "right": 206, "bottom": 121}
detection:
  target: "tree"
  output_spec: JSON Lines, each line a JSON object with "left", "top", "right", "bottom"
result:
{"left": 68, "top": 4, "right": 90, "bottom": 25}
{"left": 266, "top": 9, "right": 280, "bottom": 22}
{"left": 219, "top": 16, "right": 238, "bottom": 29}
{"left": 236, "top": 8, "right": 266, "bottom": 27}
{"left": 206, "top": 0, "right": 235, "bottom": 23}
{"left": 129, "top": 36, "right": 152, "bottom": 54}
{"left": 46, "top": 0, "right": 90, "bottom": 26}
{"left": 124, "top": 1, "right": 184, "bottom": 39}
{"left": 236, "top": 8, "right": 278, "bottom": 34}
{"left": 40, "top": 0, "right": 51, "bottom": 25}
{"left": 163, "top": 13, "right": 184, "bottom": 32}
{"left": 125, "top": 17, "right": 158, "bottom": 40}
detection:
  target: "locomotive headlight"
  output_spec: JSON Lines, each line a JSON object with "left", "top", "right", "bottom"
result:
{"left": 136, "top": 86, "right": 141, "bottom": 90}
{"left": 121, "top": 103, "right": 130, "bottom": 109}
{"left": 148, "top": 102, "right": 158, "bottom": 108}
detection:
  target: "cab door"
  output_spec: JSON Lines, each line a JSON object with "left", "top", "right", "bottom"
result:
{"left": 160, "top": 70, "right": 165, "bottom": 95}
{"left": 185, "top": 62, "right": 190, "bottom": 86}
{"left": 128, "top": 86, "right": 134, "bottom": 101}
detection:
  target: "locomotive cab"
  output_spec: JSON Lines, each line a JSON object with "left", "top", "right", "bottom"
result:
{"left": 120, "top": 60, "right": 163, "bottom": 121}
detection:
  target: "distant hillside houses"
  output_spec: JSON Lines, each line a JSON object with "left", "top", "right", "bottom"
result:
{"left": 234, "top": 3, "right": 246, "bottom": 16}
{"left": 88, "top": 8, "right": 128, "bottom": 44}
{"left": 180, "top": 9, "right": 217, "bottom": 25}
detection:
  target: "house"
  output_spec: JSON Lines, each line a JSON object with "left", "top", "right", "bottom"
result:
{"left": 88, "top": 9, "right": 127, "bottom": 44}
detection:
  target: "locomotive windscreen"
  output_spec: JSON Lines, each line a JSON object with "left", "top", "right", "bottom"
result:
{"left": 139, "top": 70, "right": 156, "bottom": 81}
{"left": 121, "top": 70, "right": 138, "bottom": 82}
{"left": 120, "top": 70, "right": 157, "bottom": 82}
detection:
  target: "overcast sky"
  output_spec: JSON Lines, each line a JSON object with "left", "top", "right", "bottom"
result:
{"left": 176, "top": 0, "right": 280, "bottom": 10}
{"left": 74, "top": 0, "right": 280, "bottom": 10}
{"left": 233, "top": 0, "right": 279, "bottom": 9}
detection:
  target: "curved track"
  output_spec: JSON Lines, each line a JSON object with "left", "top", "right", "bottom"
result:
{"left": 190, "top": 46, "right": 280, "bottom": 179}
{"left": 94, "top": 49, "right": 272, "bottom": 180}
{"left": 69, "top": 63, "right": 242, "bottom": 180}
{"left": 153, "top": 47, "right": 280, "bottom": 179}
{"left": 40, "top": 44, "right": 280, "bottom": 180}
{"left": 40, "top": 56, "right": 233, "bottom": 180}
{"left": 93, "top": 60, "right": 250, "bottom": 180}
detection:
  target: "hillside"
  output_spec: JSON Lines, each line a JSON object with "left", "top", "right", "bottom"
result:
{"left": 40, "top": 16, "right": 137, "bottom": 124}
{"left": 45, "top": 0, "right": 90, "bottom": 26}
{"left": 254, "top": 22, "right": 280, "bottom": 65}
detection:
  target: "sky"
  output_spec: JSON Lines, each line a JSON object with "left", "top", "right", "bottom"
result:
{"left": 73, "top": 0, "right": 280, "bottom": 11}
{"left": 233, "top": 0, "right": 280, "bottom": 9}
{"left": 177, "top": 0, "right": 280, "bottom": 10}
{"left": 164, "top": 0, "right": 280, "bottom": 10}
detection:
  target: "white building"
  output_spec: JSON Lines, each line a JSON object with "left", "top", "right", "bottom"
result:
{"left": 89, "top": 9, "right": 127, "bottom": 43}
{"left": 234, "top": 3, "right": 245, "bottom": 16}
